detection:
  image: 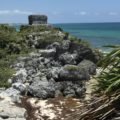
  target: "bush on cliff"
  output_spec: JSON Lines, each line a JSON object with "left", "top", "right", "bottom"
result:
{"left": 0, "top": 25, "right": 18, "bottom": 48}
{"left": 0, "top": 59, "right": 15, "bottom": 87}
{"left": 20, "top": 25, "right": 53, "bottom": 34}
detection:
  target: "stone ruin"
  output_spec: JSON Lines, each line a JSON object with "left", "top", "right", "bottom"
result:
{"left": 28, "top": 15, "right": 48, "bottom": 25}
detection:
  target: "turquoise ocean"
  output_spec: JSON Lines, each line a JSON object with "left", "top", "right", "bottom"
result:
{"left": 13, "top": 22, "right": 120, "bottom": 52}
{"left": 54, "top": 23, "right": 120, "bottom": 52}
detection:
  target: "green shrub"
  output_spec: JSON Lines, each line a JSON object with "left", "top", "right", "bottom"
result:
{"left": 0, "top": 68, "right": 15, "bottom": 88}
{"left": 0, "top": 49, "right": 7, "bottom": 58}
{"left": 20, "top": 25, "right": 52, "bottom": 34}
{"left": 0, "top": 25, "right": 17, "bottom": 48}
{"left": 36, "top": 33, "right": 63, "bottom": 48}
{"left": 0, "top": 59, "right": 15, "bottom": 88}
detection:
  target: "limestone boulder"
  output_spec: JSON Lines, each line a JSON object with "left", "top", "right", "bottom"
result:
{"left": 78, "top": 59, "right": 97, "bottom": 75}
{"left": 58, "top": 65, "right": 90, "bottom": 81}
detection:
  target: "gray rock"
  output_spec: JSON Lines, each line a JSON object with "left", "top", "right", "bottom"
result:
{"left": 28, "top": 81, "right": 55, "bottom": 99}
{"left": 46, "top": 67, "right": 61, "bottom": 80}
{"left": 59, "top": 52, "right": 77, "bottom": 65}
{"left": 47, "top": 41, "right": 71, "bottom": 59}
{"left": 0, "top": 87, "right": 21, "bottom": 103}
{"left": 0, "top": 88, "right": 5, "bottom": 94}
{"left": 39, "top": 49, "right": 56, "bottom": 58}
{"left": 47, "top": 42, "right": 63, "bottom": 58}
{"left": 12, "top": 69, "right": 27, "bottom": 83}
{"left": 12, "top": 83, "right": 26, "bottom": 94}
{"left": 69, "top": 42, "right": 97, "bottom": 63}
{"left": 55, "top": 81, "right": 86, "bottom": 98}
{"left": 0, "top": 113, "right": 9, "bottom": 119}
{"left": 47, "top": 42, "right": 61, "bottom": 50}
{"left": 58, "top": 65, "right": 90, "bottom": 81}
{"left": 0, "top": 97, "right": 25, "bottom": 120}
{"left": 78, "top": 59, "right": 97, "bottom": 75}
{"left": 9, "top": 39, "right": 99, "bottom": 99}
{"left": 61, "top": 40, "right": 71, "bottom": 51}
{"left": 63, "top": 86, "right": 75, "bottom": 97}
{"left": 12, "top": 62, "right": 24, "bottom": 70}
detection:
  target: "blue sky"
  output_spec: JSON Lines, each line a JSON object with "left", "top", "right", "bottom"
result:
{"left": 0, "top": 0, "right": 120, "bottom": 23}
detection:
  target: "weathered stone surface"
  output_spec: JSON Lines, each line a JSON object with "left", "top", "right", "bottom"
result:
{"left": 69, "top": 42, "right": 99, "bottom": 63}
{"left": 58, "top": 52, "right": 77, "bottom": 65}
{"left": 39, "top": 49, "right": 56, "bottom": 58}
{"left": 12, "top": 69, "right": 27, "bottom": 83}
{"left": 78, "top": 59, "right": 97, "bottom": 75}
{"left": 7, "top": 24, "right": 101, "bottom": 99}
{"left": 28, "top": 15, "right": 47, "bottom": 25}
{"left": 0, "top": 87, "right": 21, "bottom": 103}
{"left": 0, "top": 88, "right": 25, "bottom": 120}
{"left": 0, "top": 97, "right": 25, "bottom": 120}
{"left": 0, "top": 88, "right": 5, "bottom": 94}
{"left": 60, "top": 81, "right": 86, "bottom": 98}
{"left": 12, "top": 83, "right": 26, "bottom": 94}
{"left": 58, "top": 65, "right": 90, "bottom": 81}
{"left": 10, "top": 39, "right": 99, "bottom": 99}
{"left": 28, "top": 81, "right": 56, "bottom": 99}
{"left": 47, "top": 40, "right": 100, "bottom": 64}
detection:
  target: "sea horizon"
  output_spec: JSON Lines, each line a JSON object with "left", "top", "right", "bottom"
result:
{"left": 1, "top": 21, "right": 120, "bottom": 24}
{"left": 7, "top": 22, "right": 120, "bottom": 52}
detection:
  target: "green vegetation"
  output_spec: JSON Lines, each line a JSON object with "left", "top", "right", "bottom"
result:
{"left": 20, "top": 25, "right": 52, "bottom": 33}
{"left": 68, "top": 34, "right": 91, "bottom": 47}
{"left": 0, "top": 57, "right": 15, "bottom": 87}
{"left": 20, "top": 24, "right": 65, "bottom": 48}
{"left": 96, "top": 45, "right": 120, "bottom": 95}
{"left": 0, "top": 25, "right": 17, "bottom": 48}
{"left": 0, "top": 24, "right": 91, "bottom": 88}
{"left": 64, "top": 65, "right": 79, "bottom": 71}
{"left": 0, "top": 25, "right": 29, "bottom": 87}
{"left": 36, "top": 33, "right": 63, "bottom": 48}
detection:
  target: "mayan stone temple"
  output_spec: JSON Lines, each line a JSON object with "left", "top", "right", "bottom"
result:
{"left": 28, "top": 15, "right": 48, "bottom": 25}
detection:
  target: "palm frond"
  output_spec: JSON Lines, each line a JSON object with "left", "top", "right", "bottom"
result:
{"left": 96, "top": 45, "right": 120, "bottom": 94}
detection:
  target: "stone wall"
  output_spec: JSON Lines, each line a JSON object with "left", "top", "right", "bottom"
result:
{"left": 28, "top": 15, "right": 48, "bottom": 25}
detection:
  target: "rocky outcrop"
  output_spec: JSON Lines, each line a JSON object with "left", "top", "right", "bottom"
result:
{"left": 78, "top": 59, "right": 97, "bottom": 75}
{"left": 28, "top": 81, "right": 56, "bottom": 99}
{"left": 0, "top": 21, "right": 102, "bottom": 120}
{"left": 58, "top": 65, "right": 90, "bottom": 81}
{"left": 10, "top": 39, "right": 99, "bottom": 99}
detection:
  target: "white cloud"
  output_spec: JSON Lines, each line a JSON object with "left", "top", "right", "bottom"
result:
{"left": 0, "top": 10, "right": 10, "bottom": 15}
{"left": 80, "top": 11, "right": 87, "bottom": 15}
{"left": 109, "top": 12, "right": 118, "bottom": 16}
{"left": 74, "top": 11, "right": 87, "bottom": 16}
{"left": 0, "top": 10, "right": 33, "bottom": 15}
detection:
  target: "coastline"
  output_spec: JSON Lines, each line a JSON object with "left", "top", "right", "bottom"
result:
{"left": 6, "top": 22, "right": 120, "bottom": 53}
{"left": 0, "top": 23, "right": 101, "bottom": 119}
{"left": 0, "top": 21, "right": 119, "bottom": 119}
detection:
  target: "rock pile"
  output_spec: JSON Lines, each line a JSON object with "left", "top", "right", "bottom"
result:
{"left": 10, "top": 40, "right": 98, "bottom": 99}
{"left": 0, "top": 20, "right": 101, "bottom": 120}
